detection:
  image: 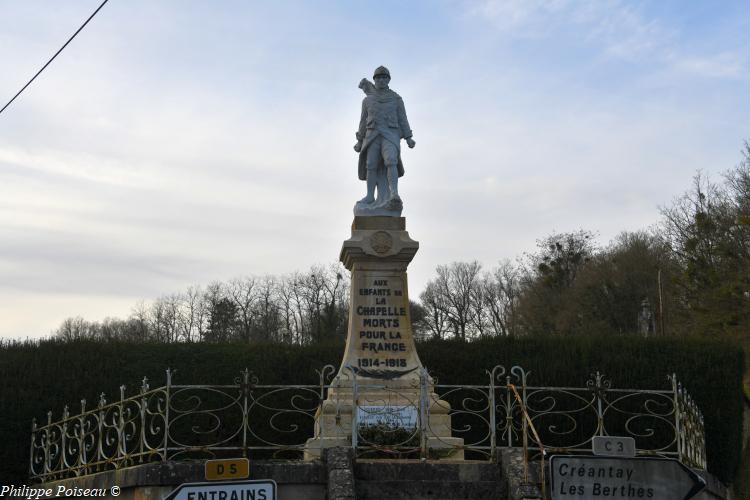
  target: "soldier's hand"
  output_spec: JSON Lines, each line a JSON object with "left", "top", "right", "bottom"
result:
{"left": 406, "top": 137, "right": 416, "bottom": 149}
{"left": 353, "top": 142, "right": 362, "bottom": 153}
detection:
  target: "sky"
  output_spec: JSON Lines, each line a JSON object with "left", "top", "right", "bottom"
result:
{"left": 0, "top": 0, "right": 748, "bottom": 338}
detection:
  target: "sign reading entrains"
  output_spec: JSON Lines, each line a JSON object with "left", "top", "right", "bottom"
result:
{"left": 164, "top": 480, "right": 276, "bottom": 500}
{"left": 550, "top": 456, "right": 705, "bottom": 500}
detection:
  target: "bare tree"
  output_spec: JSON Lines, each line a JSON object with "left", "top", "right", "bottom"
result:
{"left": 121, "top": 301, "right": 150, "bottom": 341}
{"left": 418, "top": 281, "right": 450, "bottom": 340}
{"left": 228, "top": 277, "right": 257, "bottom": 342}
{"left": 277, "top": 274, "right": 302, "bottom": 344}
{"left": 177, "top": 286, "right": 207, "bottom": 342}
{"left": 482, "top": 260, "right": 522, "bottom": 336}
{"left": 52, "top": 264, "right": 348, "bottom": 345}
{"left": 56, "top": 316, "right": 89, "bottom": 340}
{"left": 438, "top": 261, "right": 483, "bottom": 340}
{"left": 148, "top": 295, "right": 181, "bottom": 343}
{"left": 254, "top": 276, "right": 281, "bottom": 342}
{"left": 203, "top": 282, "right": 238, "bottom": 342}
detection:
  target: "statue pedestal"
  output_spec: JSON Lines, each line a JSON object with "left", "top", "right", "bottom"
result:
{"left": 305, "top": 217, "right": 463, "bottom": 460}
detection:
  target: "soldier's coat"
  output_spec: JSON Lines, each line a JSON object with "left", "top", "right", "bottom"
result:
{"left": 356, "top": 88, "right": 412, "bottom": 181}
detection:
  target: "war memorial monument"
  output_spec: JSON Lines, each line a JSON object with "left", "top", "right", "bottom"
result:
{"left": 304, "top": 65, "right": 463, "bottom": 458}
{"left": 25, "top": 67, "right": 722, "bottom": 500}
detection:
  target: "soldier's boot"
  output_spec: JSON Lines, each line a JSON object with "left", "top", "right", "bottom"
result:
{"left": 357, "top": 174, "right": 377, "bottom": 204}
{"left": 386, "top": 164, "right": 401, "bottom": 202}
{"left": 382, "top": 164, "right": 402, "bottom": 211}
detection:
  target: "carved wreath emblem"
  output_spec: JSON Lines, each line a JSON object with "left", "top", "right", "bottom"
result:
{"left": 370, "top": 231, "right": 393, "bottom": 255}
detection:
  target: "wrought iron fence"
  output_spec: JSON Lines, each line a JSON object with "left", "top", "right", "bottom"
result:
{"left": 29, "top": 365, "right": 705, "bottom": 482}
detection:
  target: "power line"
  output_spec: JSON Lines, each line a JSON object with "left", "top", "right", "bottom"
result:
{"left": 0, "top": 0, "right": 111, "bottom": 116}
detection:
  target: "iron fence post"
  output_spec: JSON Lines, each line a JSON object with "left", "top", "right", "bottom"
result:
{"left": 78, "top": 400, "right": 86, "bottom": 472}
{"left": 670, "top": 373, "right": 683, "bottom": 464}
{"left": 59, "top": 406, "right": 68, "bottom": 472}
{"left": 242, "top": 368, "right": 249, "bottom": 457}
{"left": 515, "top": 367, "right": 530, "bottom": 456}
{"left": 118, "top": 386, "right": 126, "bottom": 461}
{"left": 505, "top": 375, "right": 513, "bottom": 447}
{"left": 29, "top": 418, "right": 37, "bottom": 479}
{"left": 521, "top": 401, "right": 528, "bottom": 481}
{"left": 163, "top": 369, "right": 172, "bottom": 461}
{"left": 596, "top": 372, "right": 605, "bottom": 436}
{"left": 97, "top": 393, "right": 106, "bottom": 470}
{"left": 488, "top": 367, "right": 497, "bottom": 461}
{"left": 44, "top": 410, "right": 52, "bottom": 478}
{"left": 139, "top": 377, "right": 148, "bottom": 462}
{"left": 419, "top": 367, "right": 429, "bottom": 460}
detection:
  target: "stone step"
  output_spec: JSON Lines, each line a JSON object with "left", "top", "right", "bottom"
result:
{"left": 356, "top": 479, "right": 505, "bottom": 500}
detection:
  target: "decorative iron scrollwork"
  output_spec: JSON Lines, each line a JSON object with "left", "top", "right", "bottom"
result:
{"left": 29, "top": 365, "right": 706, "bottom": 481}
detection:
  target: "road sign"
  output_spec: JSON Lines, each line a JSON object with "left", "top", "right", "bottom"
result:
{"left": 205, "top": 458, "right": 250, "bottom": 480}
{"left": 592, "top": 436, "right": 636, "bottom": 457}
{"left": 550, "top": 455, "right": 705, "bottom": 500}
{"left": 164, "top": 480, "right": 276, "bottom": 500}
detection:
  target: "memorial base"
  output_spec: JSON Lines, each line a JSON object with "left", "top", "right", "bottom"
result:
{"left": 304, "top": 390, "right": 464, "bottom": 460}
{"left": 305, "top": 217, "right": 463, "bottom": 460}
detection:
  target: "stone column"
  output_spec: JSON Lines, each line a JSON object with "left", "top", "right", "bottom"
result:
{"left": 305, "top": 216, "right": 462, "bottom": 459}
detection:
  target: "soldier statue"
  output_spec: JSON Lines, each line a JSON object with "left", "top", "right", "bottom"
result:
{"left": 353, "top": 66, "right": 415, "bottom": 215}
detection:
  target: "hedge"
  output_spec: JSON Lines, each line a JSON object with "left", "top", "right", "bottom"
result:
{"left": 0, "top": 335, "right": 743, "bottom": 483}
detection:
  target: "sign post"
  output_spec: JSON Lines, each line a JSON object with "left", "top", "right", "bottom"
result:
{"left": 550, "top": 456, "right": 705, "bottom": 500}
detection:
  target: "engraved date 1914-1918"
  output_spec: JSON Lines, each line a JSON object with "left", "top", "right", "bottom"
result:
{"left": 357, "top": 358, "right": 407, "bottom": 368}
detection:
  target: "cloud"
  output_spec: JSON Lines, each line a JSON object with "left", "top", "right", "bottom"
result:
{"left": 466, "top": 0, "right": 571, "bottom": 35}
{"left": 466, "top": 0, "right": 746, "bottom": 79}
{"left": 672, "top": 52, "right": 745, "bottom": 79}
{"left": 466, "top": 0, "right": 670, "bottom": 56}
{"left": 585, "top": 4, "right": 671, "bottom": 61}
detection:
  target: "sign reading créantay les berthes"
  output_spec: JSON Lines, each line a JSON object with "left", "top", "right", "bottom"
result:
{"left": 550, "top": 456, "right": 705, "bottom": 500}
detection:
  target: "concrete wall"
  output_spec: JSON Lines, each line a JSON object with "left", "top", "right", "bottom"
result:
{"left": 34, "top": 453, "right": 505, "bottom": 500}
{"left": 32, "top": 449, "right": 732, "bottom": 500}
{"left": 37, "top": 461, "right": 327, "bottom": 500}
{"left": 354, "top": 460, "right": 506, "bottom": 499}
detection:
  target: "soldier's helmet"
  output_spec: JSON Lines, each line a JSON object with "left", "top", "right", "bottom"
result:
{"left": 373, "top": 66, "right": 391, "bottom": 79}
